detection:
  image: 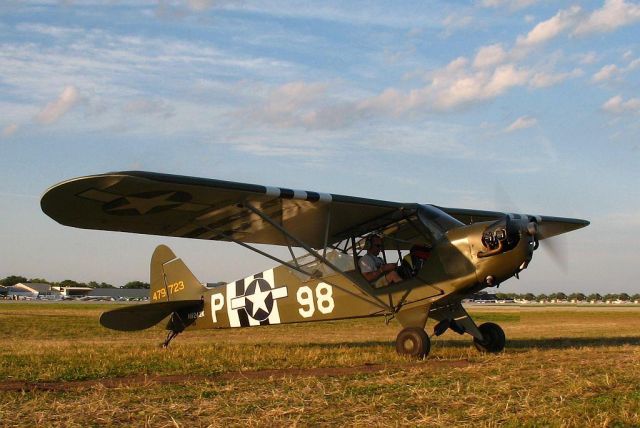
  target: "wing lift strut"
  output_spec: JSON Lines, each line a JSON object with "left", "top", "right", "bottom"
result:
{"left": 196, "top": 200, "right": 393, "bottom": 313}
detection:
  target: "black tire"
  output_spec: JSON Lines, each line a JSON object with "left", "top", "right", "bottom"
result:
{"left": 395, "top": 327, "right": 431, "bottom": 359}
{"left": 473, "top": 322, "right": 506, "bottom": 353}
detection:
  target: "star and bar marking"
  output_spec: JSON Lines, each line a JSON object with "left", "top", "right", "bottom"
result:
{"left": 231, "top": 278, "right": 288, "bottom": 322}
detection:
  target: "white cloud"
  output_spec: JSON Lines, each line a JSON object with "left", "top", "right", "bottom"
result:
{"left": 441, "top": 13, "right": 473, "bottom": 37}
{"left": 360, "top": 61, "right": 530, "bottom": 113}
{"left": 186, "top": 0, "right": 215, "bottom": 11}
{"left": 574, "top": 0, "right": 640, "bottom": 35}
{"left": 591, "top": 56, "right": 640, "bottom": 83}
{"left": 16, "top": 23, "right": 84, "bottom": 38}
{"left": 516, "top": 6, "right": 581, "bottom": 47}
{"left": 592, "top": 64, "right": 619, "bottom": 82}
{"left": 530, "top": 68, "right": 583, "bottom": 88}
{"left": 123, "top": 98, "right": 175, "bottom": 119}
{"left": 602, "top": 95, "right": 640, "bottom": 114}
{"left": 481, "top": 0, "right": 538, "bottom": 10}
{"left": 2, "top": 123, "right": 18, "bottom": 138}
{"left": 578, "top": 51, "right": 598, "bottom": 64}
{"left": 484, "top": 64, "right": 530, "bottom": 97}
{"left": 35, "top": 86, "right": 80, "bottom": 125}
{"left": 504, "top": 115, "right": 537, "bottom": 132}
{"left": 244, "top": 81, "right": 331, "bottom": 128}
{"left": 623, "top": 57, "right": 640, "bottom": 72}
{"left": 473, "top": 44, "right": 508, "bottom": 69}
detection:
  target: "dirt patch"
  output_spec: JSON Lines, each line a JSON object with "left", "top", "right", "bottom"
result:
{"left": 0, "top": 359, "right": 470, "bottom": 392}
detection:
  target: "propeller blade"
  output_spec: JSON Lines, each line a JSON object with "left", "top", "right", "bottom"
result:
{"left": 541, "top": 235, "right": 568, "bottom": 274}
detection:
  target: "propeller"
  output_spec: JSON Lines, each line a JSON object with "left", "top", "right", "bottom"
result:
{"left": 540, "top": 234, "right": 568, "bottom": 274}
{"left": 494, "top": 182, "right": 572, "bottom": 273}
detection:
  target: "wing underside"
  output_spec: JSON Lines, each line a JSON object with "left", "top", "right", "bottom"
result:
{"left": 41, "top": 171, "right": 413, "bottom": 248}
{"left": 41, "top": 172, "right": 588, "bottom": 248}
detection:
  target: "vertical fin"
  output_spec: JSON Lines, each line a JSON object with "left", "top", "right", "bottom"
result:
{"left": 149, "top": 244, "right": 206, "bottom": 302}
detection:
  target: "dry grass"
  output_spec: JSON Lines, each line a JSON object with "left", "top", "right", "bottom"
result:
{"left": 1, "top": 302, "right": 639, "bottom": 427}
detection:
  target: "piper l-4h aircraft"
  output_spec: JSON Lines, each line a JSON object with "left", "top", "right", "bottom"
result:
{"left": 41, "top": 171, "right": 589, "bottom": 358}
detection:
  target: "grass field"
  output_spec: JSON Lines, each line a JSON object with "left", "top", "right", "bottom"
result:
{"left": 1, "top": 302, "right": 639, "bottom": 427}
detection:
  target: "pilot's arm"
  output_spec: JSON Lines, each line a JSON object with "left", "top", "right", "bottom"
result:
{"left": 360, "top": 257, "right": 397, "bottom": 282}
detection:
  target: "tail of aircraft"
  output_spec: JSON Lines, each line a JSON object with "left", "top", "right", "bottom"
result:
{"left": 100, "top": 245, "right": 205, "bottom": 335}
{"left": 149, "top": 244, "right": 207, "bottom": 302}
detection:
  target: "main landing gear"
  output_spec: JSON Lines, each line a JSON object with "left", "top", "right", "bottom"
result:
{"left": 395, "top": 327, "right": 431, "bottom": 359}
{"left": 394, "top": 309, "right": 506, "bottom": 359}
{"left": 472, "top": 322, "right": 506, "bottom": 353}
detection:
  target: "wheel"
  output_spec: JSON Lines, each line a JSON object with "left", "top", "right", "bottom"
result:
{"left": 396, "top": 327, "right": 430, "bottom": 359}
{"left": 473, "top": 322, "right": 506, "bottom": 353}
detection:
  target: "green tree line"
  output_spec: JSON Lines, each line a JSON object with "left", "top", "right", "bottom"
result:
{"left": 486, "top": 292, "right": 640, "bottom": 302}
{"left": 1, "top": 275, "right": 637, "bottom": 300}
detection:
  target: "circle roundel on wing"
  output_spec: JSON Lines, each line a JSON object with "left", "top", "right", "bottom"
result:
{"left": 102, "top": 191, "right": 192, "bottom": 216}
{"left": 244, "top": 278, "right": 274, "bottom": 322}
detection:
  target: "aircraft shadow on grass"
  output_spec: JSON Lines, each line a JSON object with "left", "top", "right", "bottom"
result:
{"left": 294, "top": 336, "right": 640, "bottom": 351}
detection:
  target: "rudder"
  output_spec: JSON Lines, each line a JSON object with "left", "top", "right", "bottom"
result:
{"left": 150, "top": 244, "right": 207, "bottom": 302}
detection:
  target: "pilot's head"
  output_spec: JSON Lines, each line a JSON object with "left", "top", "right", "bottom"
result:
{"left": 366, "top": 234, "right": 383, "bottom": 255}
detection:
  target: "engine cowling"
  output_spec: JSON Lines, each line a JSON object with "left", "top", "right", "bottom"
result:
{"left": 478, "top": 214, "right": 539, "bottom": 258}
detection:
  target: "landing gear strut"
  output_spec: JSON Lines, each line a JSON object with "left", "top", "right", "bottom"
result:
{"left": 473, "top": 322, "right": 506, "bottom": 353}
{"left": 160, "top": 312, "right": 187, "bottom": 348}
{"left": 161, "top": 330, "right": 180, "bottom": 348}
{"left": 395, "top": 327, "right": 431, "bottom": 359}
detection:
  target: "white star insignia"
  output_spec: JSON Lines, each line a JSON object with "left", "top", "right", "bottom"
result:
{"left": 111, "top": 192, "right": 178, "bottom": 215}
{"left": 245, "top": 286, "right": 272, "bottom": 317}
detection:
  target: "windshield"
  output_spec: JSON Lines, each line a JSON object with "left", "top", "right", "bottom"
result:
{"left": 418, "top": 205, "right": 465, "bottom": 240}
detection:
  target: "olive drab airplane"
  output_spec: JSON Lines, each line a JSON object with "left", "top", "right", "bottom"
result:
{"left": 41, "top": 171, "right": 589, "bottom": 358}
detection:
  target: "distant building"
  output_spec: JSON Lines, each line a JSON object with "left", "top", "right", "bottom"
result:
{"left": 55, "top": 286, "right": 93, "bottom": 297}
{"left": 0, "top": 283, "right": 148, "bottom": 301}
{"left": 471, "top": 292, "right": 497, "bottom": 302}
{"left": 8, "top": 282, "right": 58, "bottom": 298}
{"left": 88, "top": 288, "right": 148, "bottom": 299}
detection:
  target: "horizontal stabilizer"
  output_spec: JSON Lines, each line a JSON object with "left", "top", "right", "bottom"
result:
{"left": 100, "top": 300, "right": 203, "bottom": 331}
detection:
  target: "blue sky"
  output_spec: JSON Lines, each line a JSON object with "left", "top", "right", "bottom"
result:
{"left": 0, "top": 0, "right": 638, "bottom": 293}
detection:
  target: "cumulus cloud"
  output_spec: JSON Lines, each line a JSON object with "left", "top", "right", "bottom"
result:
{"left": 244, "top": 81, "right": 331, "bottom": 128}
{"left": 627, "top": 57, "right": 640, "bottom": 71}
{"left": 504, "top": 116, "right": 537, "bottom": 132}
{"left": 530, "top": 68, "right": 583, "bottom": 88}
{"left": 591, "top": 56, "right": 640, "bottom": 83}
{"left": 512, "top": 1, "right": 640, "bottom": 50}
{"left": 578, "top": 51, "right": 598, "bottom": 64}
{"left": 516, "top": 6, "right": 581, "bottom": 47}
{"left": 602, "top": 95, "right": 640, "bottom": 114}
{"left": 441, "top": 13, "right": 473, "bottom": 37}
{"left": 123, "top": 98, "right": 175, "bottom": 119}
{"left": 16, "top": 23, "right": 84, "bottom": 38}
{"left": 2, "top": 123, "right": 18, "bottom": 138}
{"left": 235, "top": 2, "right": 636, "bottom": 130}
{"left": 360, "top": 61, "right": 530, "bottom": 113}
{"left": 592, "top": 64, "right": 619, "bottom": 82}
{"left": 481, "top": 0, "right": 538, "bottom": 10}
{"left": 186, "top": 0, "right": 216, "bottom": 11}
{"left": 473, "top": 44, "right": 508, "bottom": 69}
{"left": 35, "top": 86, "right": 80, "bottom": 125}
{"left": 574, "top": 0, "right": 640, "bottom": 35}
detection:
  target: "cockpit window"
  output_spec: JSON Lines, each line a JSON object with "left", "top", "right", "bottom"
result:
{"left": 418, "top": 205, "right": 465, "bottom": 240}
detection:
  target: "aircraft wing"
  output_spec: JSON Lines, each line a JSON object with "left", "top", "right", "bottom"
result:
{"left": 436, "top": 206, "right": 589, "bottom": 240}
{"left": 41, "top": 171, "right": 416, "bottom": 248}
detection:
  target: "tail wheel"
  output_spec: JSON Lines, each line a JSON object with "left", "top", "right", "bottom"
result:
{"left": 396, "top": 327, "right": 430, "bottom": 359}
{"left": 473, "top": 322, "right": 506, "bottom": 353}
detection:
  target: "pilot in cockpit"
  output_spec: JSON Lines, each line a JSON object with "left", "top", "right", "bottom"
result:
{"left": 359, "top": 234, "right": 403, "bottom": 288}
